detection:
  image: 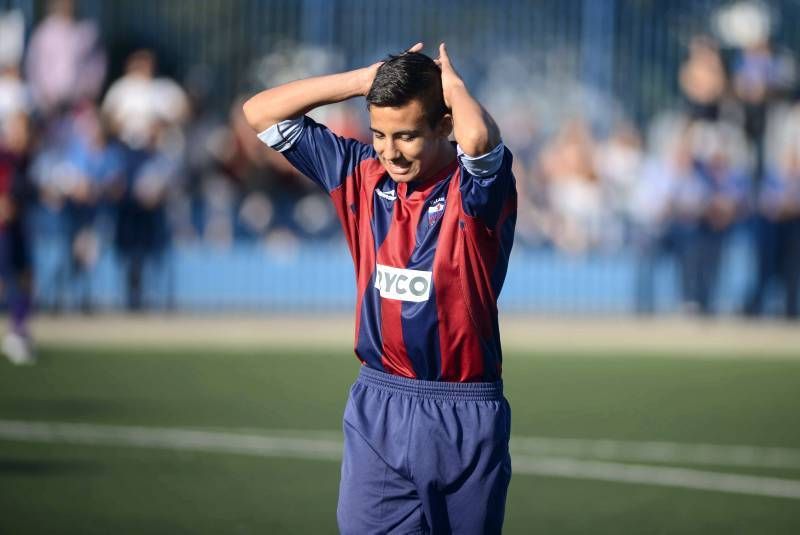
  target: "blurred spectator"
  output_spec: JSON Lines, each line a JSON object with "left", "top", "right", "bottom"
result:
{"left": 732, "top": 37, "right": 796, "bottom": 183}
{"left": 25, "top": 0, "right": 105, "bottom": 117}
{"left": 679, "top": 35, "right": 728, "bottom": 122}
{"left": 113, "top": 120, "right": 181, "bottom": 311}
{"left": 0, "top": 110, "right": 36, "bottom": 363}
{"left": 744, "top": 105, "right": 800, "bottom": 318}
{"left": 595, "top": 122, "right": 643, "bottom": 247}
{"left": 540, "top": 119, "right": 611, "bottom": 254}
{"left": 61, "top": 104, "right": 125, "bottom": 311}
{"left": 681, "top": 122, "right": 750, "bottom": 314}
{"left": 630, "top": 123, "right": 695, "bottom": 314}
{"left": 102, "top": 49, "right": 189, "bottom": 150}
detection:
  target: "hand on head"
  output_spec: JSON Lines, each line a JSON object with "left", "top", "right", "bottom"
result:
{"left": 434, "top": 43, "right": 463, "bottom": 109}
{"left": 363, "top": 41, "right": 464, "bottom": 107}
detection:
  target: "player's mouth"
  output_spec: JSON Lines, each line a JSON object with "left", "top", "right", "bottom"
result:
{"left": 385, "top": 159, "right": 413, "bottom": 175}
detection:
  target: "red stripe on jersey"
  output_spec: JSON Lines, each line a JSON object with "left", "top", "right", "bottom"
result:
{"left": 374, "top": 180, "right": 429, "bottom": 378}
{"left": 433, "top": 168, "right": 486, "bottom": 382}
{"left": 331, "top": 159, "right": 384, "bottom": 360}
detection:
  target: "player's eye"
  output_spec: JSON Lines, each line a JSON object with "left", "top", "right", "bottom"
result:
{"left": 398, "top": 134, "right": 416, "bottom": 142}
{"left": 372, "top": 132, "right": 385, "bottom": 140}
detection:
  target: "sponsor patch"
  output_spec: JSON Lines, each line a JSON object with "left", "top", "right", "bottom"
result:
{"left": 374, "top": 264, "right": 432, "bottom": 302}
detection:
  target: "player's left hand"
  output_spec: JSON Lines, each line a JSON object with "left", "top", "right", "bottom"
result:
{"left": 434, "top": 43, "right": 465, "bottom": 109}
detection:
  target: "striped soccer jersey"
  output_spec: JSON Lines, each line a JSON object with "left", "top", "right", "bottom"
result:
{"left": 262, "top": 116, "right": 516, "bottom": 382}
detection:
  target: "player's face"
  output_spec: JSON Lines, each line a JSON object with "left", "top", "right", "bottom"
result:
{"left": 369, "top": 99, "right": 452, "bottom": 183}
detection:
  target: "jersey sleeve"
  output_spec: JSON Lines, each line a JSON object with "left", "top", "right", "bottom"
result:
{"left": 458, "top": 142, "right": 516, "bottom": 228}
{"left": 257, "top": 116, "right": 375, "bottom": 194}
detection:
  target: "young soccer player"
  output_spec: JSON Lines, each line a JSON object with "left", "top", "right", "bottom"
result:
{"left": 244, "top": 42, "right": 516, "bottom": 534}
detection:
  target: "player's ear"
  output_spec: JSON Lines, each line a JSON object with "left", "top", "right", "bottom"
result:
{"left": 436, "top": 113, "right": 453, "bottom": 138}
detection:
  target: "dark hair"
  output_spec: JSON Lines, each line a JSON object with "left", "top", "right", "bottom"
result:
{"left": 366, "top": 52, "right": 448, "bottom": 128}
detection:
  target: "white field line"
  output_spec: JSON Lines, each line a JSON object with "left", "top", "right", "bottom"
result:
{"left": 0, "top": 420, "right": 342, "bottom": 461}
{"left": 511, "top": 437, "right": 800, "bottom": 470}
{"left": 512, "top": 456, "right": 800, "bottom": 500}
{"left": 1, "top": 420, "right": 800, "bottom": 500}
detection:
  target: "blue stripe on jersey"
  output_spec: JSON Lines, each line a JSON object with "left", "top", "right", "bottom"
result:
{"left": 491, "top": 209, "right": 517, "bottom": 299}
{"left": 356, "top": 270, "right": 385, "bottom": 372}
{"left": 371, "top": 176, "right": 396, "bottom": 250}
{"left": 479, "top": 332, "right": 501, "bottom": 381}
{"left": 400, "top": 177, "right": 452, "bottom": 380}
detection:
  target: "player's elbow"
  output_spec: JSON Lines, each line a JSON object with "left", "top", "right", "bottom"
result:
{"left": 242, "top": 96, "right": 274, "bottom": 133}
{"left": 458, "top": 130, "right": 497, "bottom": 158}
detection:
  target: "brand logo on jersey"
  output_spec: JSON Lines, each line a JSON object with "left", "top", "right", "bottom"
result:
{"left": 376, "top": 189, "right": 396, "bottom": 202}
{"left": 374, "top": 264, "right": 432, "bottom": 302}
{"left": 427, "top": 197, "right": 446, "bottom": 224}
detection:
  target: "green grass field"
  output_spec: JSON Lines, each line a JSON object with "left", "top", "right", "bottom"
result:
{"left": 1, "top": 341, "right": 799, "bottom": 534}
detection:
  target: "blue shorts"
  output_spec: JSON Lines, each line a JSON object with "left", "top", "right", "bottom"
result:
{"left": 337, "top": 366, "right": 512, "bottom": 535}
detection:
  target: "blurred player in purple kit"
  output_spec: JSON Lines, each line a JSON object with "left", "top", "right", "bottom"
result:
{"left": 0, "top": 111, "right": 36, "bottom": 364}
{"left": 244, "top": 42, "right": 516, "bottom": 534}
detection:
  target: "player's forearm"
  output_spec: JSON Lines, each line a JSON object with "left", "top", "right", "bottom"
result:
{"left": 242, "top": 68, "right": 371, "bottom": 132}
{"left": 447, "top": 83, "right": 501, "bottom": 157}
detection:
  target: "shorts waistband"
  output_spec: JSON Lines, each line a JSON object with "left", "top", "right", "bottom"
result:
{"left": 356, "top": 365, "right": 503, "bottom": 402}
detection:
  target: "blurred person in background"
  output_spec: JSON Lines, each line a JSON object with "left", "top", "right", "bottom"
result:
{"left": 539, "top": 118, "right": 611, "bottom": 254}
{"left": 660, "top": 122, "right": 714, "bottom": 313}
{"left": 630, "top": 123, "right": 695, "bottom": 314}
{"left": 732, "top": 35, "right": 796, "bottom": 186}
{"left": 101, "top": 48, "right": 189, "bottom": 309}
{"left": 682, "top": 122, "right": 750, "bottom": 315}
{"left": 61, "top": 104, "right": 125, "bottom": 311}
{"left": 594, "top": 122, "right": 644, "bottom": 248}
{"left": 0, "top": 111, "right": 36, "bottom": 364}
{"left": 679, "top": 35, "right": 728, "bottom": 123}
{"left": 24, "top": 0, "right": 105, "bottom": 119}
{"left": 113, "top": 120, "right": 182, "bottom": 311}
{"left": 102, "top": 49, "right": 188, "bottom": 151}
{"left": 744, "top": 104, "right": 800, "bottom": 319}
{"left": 28, "top": 104, "right": 120, "bottom": 311}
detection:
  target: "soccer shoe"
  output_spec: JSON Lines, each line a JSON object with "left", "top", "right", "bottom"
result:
{"left": 2, "top": 331, "right": 36, "bottom": 365}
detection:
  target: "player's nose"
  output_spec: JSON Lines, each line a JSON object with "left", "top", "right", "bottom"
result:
{"left": 381, "top": 138, "right": 400, "bottom": 160}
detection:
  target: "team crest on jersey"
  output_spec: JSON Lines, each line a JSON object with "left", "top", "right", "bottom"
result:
{"left": 427, "top": 197, "right": 446, "bottom": 225}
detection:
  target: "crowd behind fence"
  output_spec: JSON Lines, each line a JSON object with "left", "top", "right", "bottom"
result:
{"left": 0, "top": 0, "right": 798, "bottom": 317}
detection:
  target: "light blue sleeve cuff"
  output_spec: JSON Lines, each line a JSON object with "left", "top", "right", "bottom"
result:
{"left": 256, "top": 116, "right": 306, "bottom": 152}
{"left": 457, "top": 142, "right": 505, "bottom": 177}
